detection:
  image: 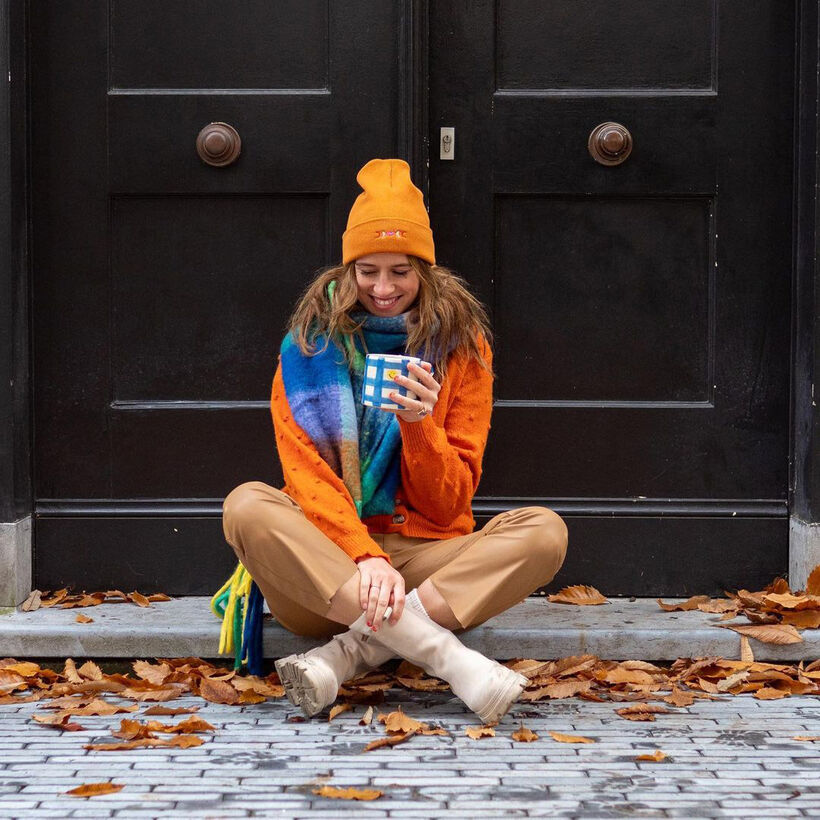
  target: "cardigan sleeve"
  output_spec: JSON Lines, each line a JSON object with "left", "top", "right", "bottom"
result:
{"left": 396, "top": 336, "right": 493, "bottom": 527}
{"left": 271, "top": 360, "right": 392, "bottom": 565}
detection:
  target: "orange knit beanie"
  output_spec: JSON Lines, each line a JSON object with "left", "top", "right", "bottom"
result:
{"left": 342, "top": 158, "right": 436, "bottom": 265}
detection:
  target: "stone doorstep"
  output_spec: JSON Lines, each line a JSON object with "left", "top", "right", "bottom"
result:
{"left": 0, "top": 597, "right": 818, "bottom": 663}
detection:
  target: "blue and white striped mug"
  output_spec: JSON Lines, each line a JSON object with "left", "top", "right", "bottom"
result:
{"left": 362, "top": 353, "right": 426, "bottom": 410}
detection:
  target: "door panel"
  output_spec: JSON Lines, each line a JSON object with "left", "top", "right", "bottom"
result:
{"left": 31, "top": 1, "right": 407, "bottom": 590}
{"left": 430, "top": 0, "right": 793, "bottom": 591}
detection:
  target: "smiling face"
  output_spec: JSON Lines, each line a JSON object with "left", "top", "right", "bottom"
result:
{"left": 354, "top": 252, "right": 421, "bottom": 316}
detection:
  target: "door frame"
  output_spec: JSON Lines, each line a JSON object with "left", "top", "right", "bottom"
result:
{"left": 789, "top": 0, "right": 820, "bottom": 589}
{"left": 2, "top": 0, "right": 819, "bottom": 604}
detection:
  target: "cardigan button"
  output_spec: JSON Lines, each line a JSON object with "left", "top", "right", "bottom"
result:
{"left": 392, "top": 514, "right": 406, "bottom": 524}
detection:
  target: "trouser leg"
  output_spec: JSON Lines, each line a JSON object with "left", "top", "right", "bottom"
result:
{"left": 385, "top": 506, "right": 569, "bottom": 631}
{"left": 221, "top": 480, "right": 359, "bottom": 639}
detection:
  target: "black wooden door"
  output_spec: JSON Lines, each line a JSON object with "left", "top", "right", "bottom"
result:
{"left": 31, "top": 2, "right": 412, "bottom": 593}
{"left": 32, "top": 2, "right": 794, "bottom": 597}
{"left": 429, "top": 1, "right": 795, "bottom": 593}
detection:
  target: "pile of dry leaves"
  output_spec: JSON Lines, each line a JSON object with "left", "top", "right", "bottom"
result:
{"left": 9, "top": 570, "right": 820, "bottom": 801}
{"left": 20, "top": 588, "right": 170, "bottom": 620}
{"left": 5, "top": 652, "right": 820, "bottom": 802}
{"left": 548, "top": 566, "right": 820, "bottom": 649}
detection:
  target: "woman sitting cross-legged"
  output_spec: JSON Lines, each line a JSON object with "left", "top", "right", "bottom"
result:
{"left": 221, "top": 157, "right": 569, "bottom": 723}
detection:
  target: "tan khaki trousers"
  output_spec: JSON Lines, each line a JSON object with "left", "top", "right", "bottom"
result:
{"left": 221, "top": 481, "right": 568, "bottom": 639}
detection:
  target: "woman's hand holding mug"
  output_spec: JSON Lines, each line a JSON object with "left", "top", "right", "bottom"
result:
{"left": 361, "top": 355, "right": 439, "bottom": 423}
{"left": 389, "top": 361, "right": 439, "bottom": 423}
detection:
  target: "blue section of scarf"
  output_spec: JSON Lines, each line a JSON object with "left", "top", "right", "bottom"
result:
{"left": 279, "top": 281, "right": 409, "bottom": 518}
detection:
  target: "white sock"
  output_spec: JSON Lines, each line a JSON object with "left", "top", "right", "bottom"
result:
{"left": 405, "top": 588, "right": 433, "bottom": 621}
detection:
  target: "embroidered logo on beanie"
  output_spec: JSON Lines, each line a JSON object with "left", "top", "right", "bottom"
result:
{"left": 374, "top": 229, "right": 408, "bottom": 239}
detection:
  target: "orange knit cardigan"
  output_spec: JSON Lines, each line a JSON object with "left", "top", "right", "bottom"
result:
{"left": 270, "top": 335, "right": 493, "bottom": 565}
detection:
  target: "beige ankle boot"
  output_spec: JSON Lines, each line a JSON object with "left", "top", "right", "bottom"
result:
{"left": 275, "top": 629, "right": 395, "bottom": 717}
{"left": 349, "top": 606, "right": 527, "bottom": 724}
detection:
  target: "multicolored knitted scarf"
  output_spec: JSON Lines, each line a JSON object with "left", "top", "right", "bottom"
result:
{"left": 279, "top": 284, "right": 409, "bottom": 519}
{"left": 212, "top": 282, "right": 413, "bottom": 673}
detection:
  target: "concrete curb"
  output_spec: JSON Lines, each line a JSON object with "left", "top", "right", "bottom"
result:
{"left": 2, "top": 596, "right": 819, "bottom": 662}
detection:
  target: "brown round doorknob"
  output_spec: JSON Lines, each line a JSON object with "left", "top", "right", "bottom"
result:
{"left": 196, "top": 122, "right": 241, "bottom": 167}
{"left": 588, "top": 122, "right": 633, "bottom": 166}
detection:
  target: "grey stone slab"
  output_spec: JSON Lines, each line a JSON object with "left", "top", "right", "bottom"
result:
{"left": 4, "top": 595, "right": 820, "bottom": 661}
{"left": 0, "top": 516, "right": 31, "bottom": 608}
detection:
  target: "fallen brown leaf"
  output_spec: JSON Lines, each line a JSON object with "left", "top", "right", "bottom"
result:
{"left": 465, "top": 725, "right": 496, "bottom": 739}
{"left": 77, "top": 661, "right": 103, "bottom": 681}
{"left": 362, "top": 730, "right": 417, "bottom": 752}
{"left": 616, "top": 704, "right": 670, "bottom": 722}
{"left": 636, "top": 750, "right": 667, "bottom": 762}
{"left": 39, "top": 587, "right": 69, "bottom": 607}
{"left": 507, "top": 659, "right": 555, "bottom": 678}
{"left": 231, "top": 675, "right": 284, "bottom": 697}
{"left": 512, "top": 723, "right": 539, "bottom": 742}
{"left": 716, "top": 624, "right": 804, "bottom": 645}
{"left": 49, "top": 698, "right": 138, "bottom": 717}
{"left": 807, "top": 564, "right": 820, "bottom": 596}
{"left": 119, "top": 687, "right": 183, "bottom": 702}
{"left": 520, "top": 679, "right": 592, "bottom": 701}
{"left": 548, "top": 731, "right": 595, "bottom": 743}
{"left": 754, "top": 687, "right": 789, "bottom": 700}
{"left": 329, "top": 703, "right": 352, "bottom": 721}
{"left": 763, "top": 592, "right": 820, "bottom": 611}
{"left": 31, "top": 713, "right": 86, "bottom": 731}
{"left": 765, "top": 577, "right": 791, "bottom": 595}
{"left": 20, "top": 589, "right": 42, "bottom": 611}
{"left": 697, "top": 599, "right": 740, "bottom": 614}
{"left": 657, "top": 595, "right": 711, "bottom": 612}
{"left": 163, "top": 715, "right": 215, "bottom": 734}
{"left": 62, "top": 658, "right": 83, "bottom": 684}
{"left": 781, "top": 611, "right": 820, "bottom": 629}
{"left": 238, "top": 690, "right": 267, "bottom": 704}
{"left": 112, "top": 718, "right": 155, "bottom": 740}
{"left": 132, "top": 661, "right": 173, "bottom": 686}
{"left": 663, "top": 688, "right": 695, "bottom": 707}
{"left": 600, "top": 666, "right": 656, "bottom": 686}
{"left": 142, "top": 704, "right": 199, "bottom": 716}
{"left": 3, "top": 662, "right": 40, "bottom": 678}
{"left": 66, "top": 782, "right": 124, "bottom": 798}
{"left": 396, "top": 675, "right": 450, "bottom": 691}
{"left": 60, "top": 593, "right": 106, "bottom": 609}
{"left": 312, "top": 785, "right": 382, "bottom": 801}
{"left": 197, "top": 677, "right": 238, "bottom": 705}
{"left": 378, "top": 709, "right": 427, "bottom": 734}
{"left": 83, "top": 734, "right": 204, "bottom": 751}
{"left": 75, "top": 614, "right": 94, "bottom": 624}
{"left": 548, "top": 585, "right": 608, "bottom": 606}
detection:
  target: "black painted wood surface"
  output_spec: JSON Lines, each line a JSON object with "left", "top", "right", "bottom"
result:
{"left": 30, "top": 1, "right": 794, "bottom": 594}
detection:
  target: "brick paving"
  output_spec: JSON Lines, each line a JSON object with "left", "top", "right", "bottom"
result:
{"left": 1, "top": 685, "right": 820, "bottom": 817}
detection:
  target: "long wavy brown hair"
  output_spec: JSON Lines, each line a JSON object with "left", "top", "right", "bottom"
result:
{"left": 285, "top": 256, "right": 494, "bottom": 381}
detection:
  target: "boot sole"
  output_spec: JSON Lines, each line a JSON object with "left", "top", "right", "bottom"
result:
{"left": 274, "top": 654, "right": 301, "bottom": 707}
{"left": 476, "top": 670, "right": 529, "bottom": 724}
{"left": 274, "top": 655, "right": 336, "bottom": 718}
